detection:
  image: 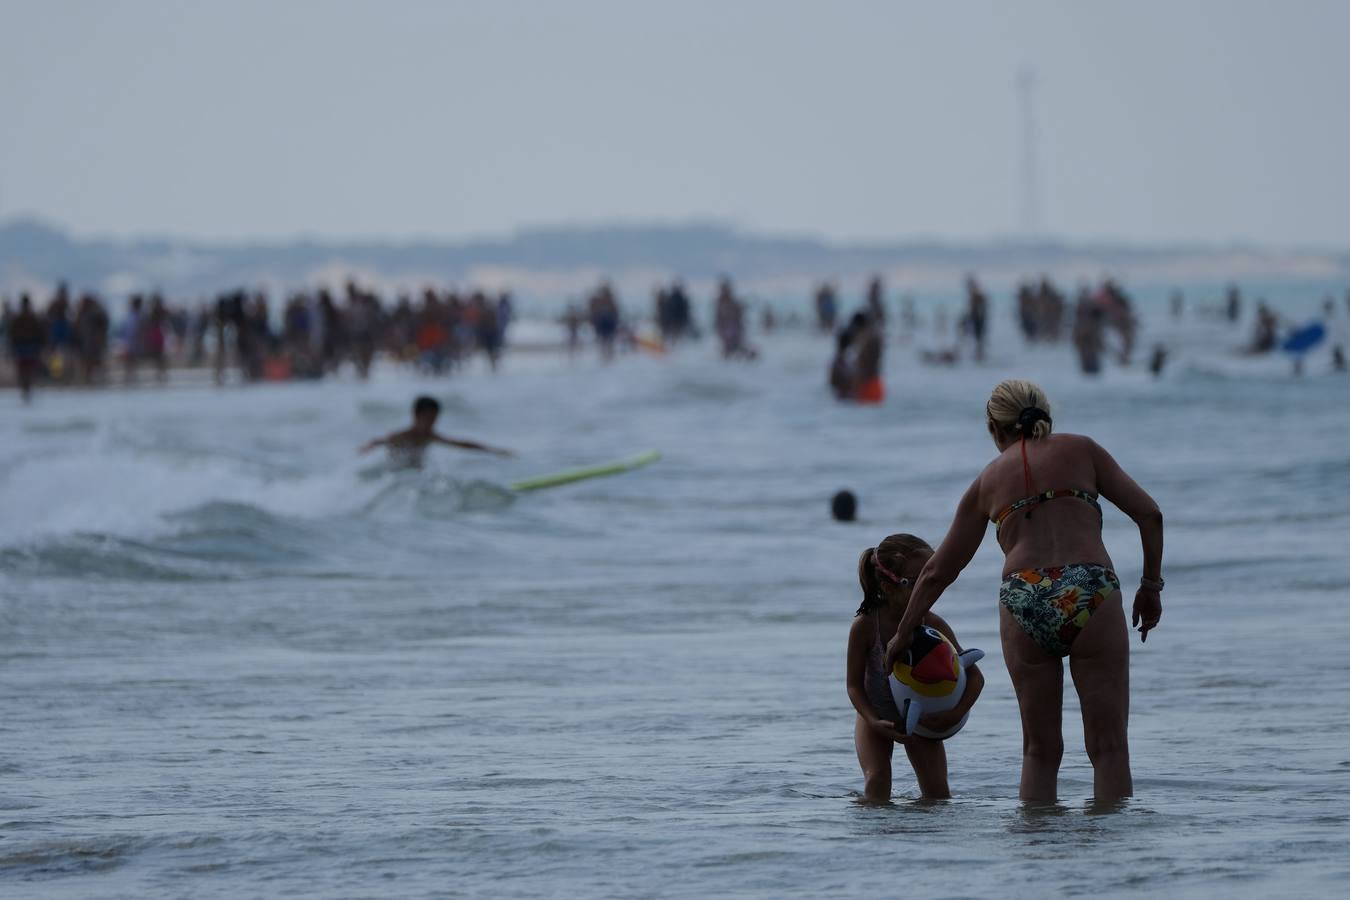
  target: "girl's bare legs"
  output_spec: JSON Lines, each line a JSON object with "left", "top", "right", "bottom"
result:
{"left": 1001, "top": 604, "right": 1064, "bottom": 801}
{"left": 854, "top": 716, "right": 950, "bottom": 800}
{"left": 903, "top": 738, "right": 950, "bottom": 799}
{"left": 854, "top": 715, "right": 893, "bottom": 801}
{"left": 1069, "top": 591, "right": 1132, "bottom": 800}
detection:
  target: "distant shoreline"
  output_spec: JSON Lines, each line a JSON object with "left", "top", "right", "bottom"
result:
{"left": 4, "top": 218, "right": 1347, "bottom": 301}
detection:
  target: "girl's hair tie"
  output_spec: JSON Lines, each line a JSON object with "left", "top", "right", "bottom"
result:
{"left": 872, "top": 550, "right": 911, "bottom": 587}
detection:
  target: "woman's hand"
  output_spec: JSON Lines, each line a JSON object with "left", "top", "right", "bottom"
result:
{"left": 883, "top": 628, "right": 913, "bottom": 671}
{"left": 1132, "top": 587, "right": 1162, "bottom": 642}
{"left": 868, "top": 718, "right": 909, "bottom": 745}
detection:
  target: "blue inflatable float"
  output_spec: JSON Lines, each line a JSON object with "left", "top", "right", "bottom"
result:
{"left": 1282, "top": 321, "right": 1326, "bottom": 355}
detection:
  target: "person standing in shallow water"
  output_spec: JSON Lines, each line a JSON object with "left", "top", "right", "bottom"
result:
{"left": 7, "top": 295, "right": 46, "bottom": 402}
{"left": 828, "top": 313, "right": 883, "bottom": 402}
{"left": 828, "top": 326, "right": 857, "bottom": 400}
{"left": 885, "top": 379, "right": 1164, "bottom": 802}
{"left": 864, "top": 275, "right": 886, "bottom": 330}
{"left": 842, "top": 312, "right": 884, "bottom": 403}
{"left": 965, "top": 275, "right": 989, "bottom": 363}
{"left": 814, "top": 282, "right": 838, "bottom": 333}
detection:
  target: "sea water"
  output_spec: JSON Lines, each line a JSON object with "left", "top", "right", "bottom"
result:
{"left": 2, "top": 294, "right": 1349, "bottom": 898}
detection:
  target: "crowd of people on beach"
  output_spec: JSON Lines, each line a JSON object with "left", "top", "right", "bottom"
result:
{"left": 0, "top": 281, "right": 515, "bottom": 400}
{"left": 559, "top": 276, "right": 759, "bottom": 362}
{"left": 826, "top": 275, "right": 993, "bottom": 399}
{"left": 1014, "top": 276, "right": 1137, "bottom": 374}
{"left": 4, "top": 271, "right": 1348, "bottom": 401}
{"left": 0, "top": 284, "right": 115, "bottom": 394}
{"left": 822, "top": 274, "right": 1348, "bottom": 401}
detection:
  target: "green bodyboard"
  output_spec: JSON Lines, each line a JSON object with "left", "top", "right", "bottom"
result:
{"left": 510, "top": 450, "right": 661, "bottom": 492}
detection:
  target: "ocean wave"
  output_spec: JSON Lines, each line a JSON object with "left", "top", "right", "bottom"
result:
{"left": 361, "top": 471, "right": 515, "bottom": 517}
{"left": 19, "top": 416, "right": 99, "bottom": 435}
{"left": 0, "top": 449, "right": 328, "bottom": 545}
{"left": 0, "top": 439, "right": 521, "bottom": 551}
{"left": 158, "top": 500, "right": 322, "bottom": 563}
{"left": 0, "top": 532, "right": 257, "bottom": 580}
{"left": 0, "top": 835, "right": 147, "bottom": 877}
{"left": 0, "top": 470, "right": 518, "bottom": 578}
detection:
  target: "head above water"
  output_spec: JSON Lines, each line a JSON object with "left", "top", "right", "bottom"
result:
{"left": 855, "top": 533, "right": 933, "bottom": 617}
{"left": 831, "top": 490, "right": 858, "bottom": 522}
{"left": 986, "top": 379, "right": 1053, "bottom": 449}
{"left": 413, "top": 395, "right": 441, "bottom": 427}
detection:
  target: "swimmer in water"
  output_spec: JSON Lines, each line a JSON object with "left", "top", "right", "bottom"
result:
{"left": 360, "top": 395, "right": 514, "bottom": 467}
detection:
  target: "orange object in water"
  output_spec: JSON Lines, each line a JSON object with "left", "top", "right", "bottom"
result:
{"left": 636, "top": 336, "right": 667, "bottom": 355}
{"left": 263, "top": 356, "right": 292, "bottom": 381}
{"left": 854, "top": 376, "right": 885, "bottom": 404}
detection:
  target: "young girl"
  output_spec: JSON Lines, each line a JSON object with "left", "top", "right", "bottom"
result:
{"left": 846, "top": 533, "right": 984, "bottom": 801}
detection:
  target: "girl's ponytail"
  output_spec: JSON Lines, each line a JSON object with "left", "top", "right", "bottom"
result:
{"left": 856, "top": 547, "right": 881, "bottom": 616}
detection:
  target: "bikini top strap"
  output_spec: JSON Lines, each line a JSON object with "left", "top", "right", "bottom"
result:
{"left": 1072, "top": 489, "right": 1104, "bottom": 517}
{"left": 992, "top": 491, "right": 1046, "bottom": 528}
{"left": 992, "top": 489, "right": 1102, "bottom": 530}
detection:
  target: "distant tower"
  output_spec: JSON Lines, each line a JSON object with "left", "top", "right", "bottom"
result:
{"left": 1016, "top": 64, "right": 1042, "bottom": 236}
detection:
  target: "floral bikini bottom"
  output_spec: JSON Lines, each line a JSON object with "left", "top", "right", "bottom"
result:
{"left": 999, "top": 564, "right": 1120, "bottom": 657}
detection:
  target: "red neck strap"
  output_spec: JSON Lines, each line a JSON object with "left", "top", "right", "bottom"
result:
{"left": 1020, "top": 436, "right": 1033, "bottom": 494}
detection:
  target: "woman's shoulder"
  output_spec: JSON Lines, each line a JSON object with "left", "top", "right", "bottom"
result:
{"left": 1057, "top": 433, "right": 1113, "bottom": 470}
{"left": 974, "top": 448, "right": 1010, "bottom": 483}
{"left": 1050, "top": 432, "right": 1099, "bottom": 450}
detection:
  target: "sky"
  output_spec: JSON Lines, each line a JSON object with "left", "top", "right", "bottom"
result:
{"left": 1, "top": 0, "right": 1348, "bottom": 247}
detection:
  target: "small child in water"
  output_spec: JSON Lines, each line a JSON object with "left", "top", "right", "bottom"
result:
{"left": 846, "top": 533, "right": 983, "bottom": 801}
{"left": 360, "top": 395, "right": 514, "bottom": 467}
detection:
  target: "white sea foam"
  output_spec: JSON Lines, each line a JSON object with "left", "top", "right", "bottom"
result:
{"left": 0, "top": 447, "right": 374, "bottom": 546}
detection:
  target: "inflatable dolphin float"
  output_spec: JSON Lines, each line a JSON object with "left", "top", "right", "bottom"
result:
{"left": 889, "top": 625, "right": 984, "bottom": 740}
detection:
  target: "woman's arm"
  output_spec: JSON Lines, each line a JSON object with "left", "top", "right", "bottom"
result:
{"left": 846, "top": 619, "right": 908, "bottom": 744}
{"left": 884, "top": 478, "right": 988, "bottom": 667}
{"left": 1090, "top": 439, "right": 1165, "bottom": 641}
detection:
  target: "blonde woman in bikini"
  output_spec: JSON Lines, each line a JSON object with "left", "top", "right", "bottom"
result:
{"left": 885, "top": 379, "right": 1164, "bottom": 802}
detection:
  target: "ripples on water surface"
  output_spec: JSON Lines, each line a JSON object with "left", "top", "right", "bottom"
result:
{"left": 2, "top": 303, "right": 1349, "bottom": 897}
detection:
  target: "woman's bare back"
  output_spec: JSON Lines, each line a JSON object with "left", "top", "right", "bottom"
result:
{"left": 977, "top": 433, "right": 1114, "bottom": 575}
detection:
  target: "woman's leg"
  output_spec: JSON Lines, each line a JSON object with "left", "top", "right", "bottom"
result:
{"left": 1000, "top": 604, "right": 1065, "bottom": 801}
{"left": 1069, "top": 591, "right": 1132, "bottom": 800}
{"left": 854, "top": 714, "right": 894, "bottom": 801}
{"left": 903, "top": 738, "right": 951, "bottom": 799}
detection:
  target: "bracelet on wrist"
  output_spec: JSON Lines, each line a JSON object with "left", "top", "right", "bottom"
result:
{"left": 1139, "top": 576, "right": 1165, "bottom": 592}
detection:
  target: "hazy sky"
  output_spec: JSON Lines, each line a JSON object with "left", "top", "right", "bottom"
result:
{"left": 2, "top": 0, "right": 1347, "bottom": 246}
